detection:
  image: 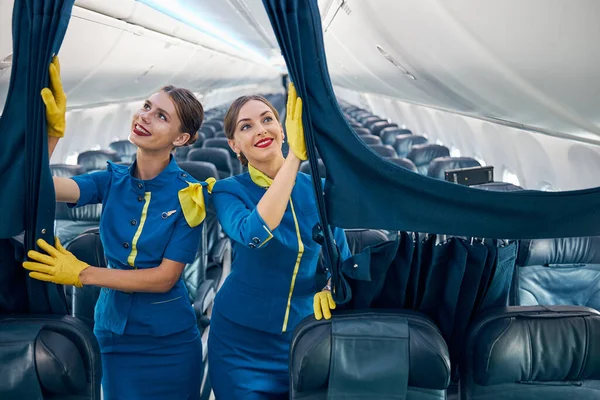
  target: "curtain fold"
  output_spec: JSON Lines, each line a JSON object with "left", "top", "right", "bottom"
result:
{"left": 0, "top": 0, "right": 75, "bottom": 314}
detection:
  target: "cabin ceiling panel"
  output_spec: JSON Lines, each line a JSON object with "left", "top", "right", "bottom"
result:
{"left": 323, "top": 0, "right": 600, "bottom": 141}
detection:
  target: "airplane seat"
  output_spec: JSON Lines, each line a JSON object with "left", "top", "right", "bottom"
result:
{"left": 77, "top": 150, "right": 121, "bottom": 172}
{"left": 370, "top": 121, "right": 397, "bottom": 136}
{"left": 472, "top": 182, "right": 524, "bottom": 191}
{"left": 369, "top": 144, "right": 397, "bottom": 158}
{"left": 203, "top": 138, "right": 240, "bottom": 175}
{"left": 361, "top": 135, "right": 382, "bottom": 145}
{"left": 387, "top": 157, "right": 418, "bottom": 172}
{"left": 174, "top": 145, "right": 191, "bottom": 161}
{"left": 187, "top": 148, "right": 233, "bottom": 179}
{"left": 380, "top": 127, "right": 409, "bottom": 146}
{"left": 364, "top": 118, "right": 388, "bottom": 131}
{"left": 395, "top": 135, "right": 428, "bottom": 158}
{"left": 515, "top": 236, "right": 600, "bottom": 310}
{"left": 176, "top": 161, "right": 231, "bottom": 294}
{"left": 290, "top": 309, "right": 451, "bottom": 400}
{"left": 427, "top": 157, "right": 481, "bottom": 180}
{"left": 460, "top": 306, "right": 600, "bottom": 400}
{"left": 50, "top": 165, "right": 102, "bottom": 247}
{"left": 214, "top": 130, "right": 226, "bottom": 138}
{"left": 108, "top": 140, "right": 137, "bottom": 163}
{"left": 64, "top": 228, "right": 105, "bottom": 328}
{"left": 407, "top": 144, "right": 451, "bottom": 175}
{"left": 353, "top": 127, "right": 372, "bottom": 136}
{"left": 200, "top": 125, "right": 216, "bottom": 139}
{"left": 0, "top": 314, "right": 102, "bottom": 400}
{"left": 203, "top": 120, "right": 224, "bottom": 134}
{"left": 359, "top": 116, "right": 382, "bottom": 128}
{"left": 299, "top": 159, "right": 326, "bottom": 178}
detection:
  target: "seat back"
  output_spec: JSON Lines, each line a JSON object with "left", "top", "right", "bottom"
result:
{"left": 516, "top": 236, "right": 600, "bottom": 310}
{"left": 187, "top": 148, "right": 232, "bottom": 179}
{"left": 203, "top": 138, "right": 240, "bottom": 174}
{"left": 395, "top": 135, "right": 428, "bottom": 158}
{"left": 379, "top": 127, "right": 405, "bottom": 145}
{"left": 290, "top": 310, "right": 450, "bottom": 400}
{"left": 387, "top": 157, "right": 418, "bottom": 172}
{"left": 371, "top": 121, "right": 397, "bottom": 137}
{"left": 427, "top": 157, "right": 481, "bottom": 180}
{"left": 353, "top": 127, "right": 372, "bottom": 136}
{"left": 461, "top": 306, "right": 600, "bottom": 400}
{"left": 407, "top": 144, "right": 450, "bottom": 175}
{"left": 361, "top": 135, "right": 382, "bottom": 145}
{"left": 108, "top": 140, "right": 137, "bottom": 163}
{"left": 369, "top": 144, "right": 397, "bottom": 158}
{"left": 77, "top": 150, "right": 121, "bottom": 172}
{"left": 299, "top": 159, "right": 326, "bottom": 179}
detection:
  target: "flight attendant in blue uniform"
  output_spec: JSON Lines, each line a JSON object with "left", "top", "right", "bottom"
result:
{"left": 23, "top": 57, "right": 212, "bottom": 400}
{"left": 208, "top": 84, "right": 352, "bottom": 399}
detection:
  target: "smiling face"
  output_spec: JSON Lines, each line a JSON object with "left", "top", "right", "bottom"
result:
{"left": 128, "top": 90, "right": 192, "bottom": 152}
{"left": 225, "top": 98, "right": 284, "bottom": 166}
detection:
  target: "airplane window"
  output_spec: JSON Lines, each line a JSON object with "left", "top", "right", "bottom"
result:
{"left": 502, "top": 167, "right": 521, "bottom": 187}
{"left": 65, "top": 152, "right": 79, "bottom": 165}
{"left": 450, "top": 146, "right": 461, "bottom": 157}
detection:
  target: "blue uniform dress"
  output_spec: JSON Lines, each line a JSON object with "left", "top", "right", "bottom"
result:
{"left": 69, "top": 156, "right": 210, "bottom": 400}
{"left": 208, "top": 165, "right": 351, "bottom": 399}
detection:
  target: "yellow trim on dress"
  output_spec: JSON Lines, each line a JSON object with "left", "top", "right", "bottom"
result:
{"left": 127, "top": 192, "right": 152, "bottom": 268}
{"left": 282, "top": 198, "right": 304, "bottom": 332}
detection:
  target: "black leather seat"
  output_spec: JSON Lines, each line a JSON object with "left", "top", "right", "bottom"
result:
{"left": 427, "top": 157, "right": 481, "bottom": 180}
{"left": 364, "top": 118, "right": 388, "bottom": 132}
{"left": 187, "top": 148, "right": 233, "bottom": 179}
{"left": 290, "top": 309, "right": 450, "bottom": 399}
{"left": 353, "top": 127, "right": 372, "bottom": 136}
{"left": 395, "top": 135, "right": 428, "bottom": 158}
{"left": 203, "top": 138, "right": 240, "bottom": 174}
{"left": 0, "top": 314, "right": 102, "bottom": 399}
{"left": 379, "top": 127, "right": 406, "bottom": 146}
{"left": 77, "top": 150, "right": 121, "bottom": 172}
{"left": 407, "top": 144, "right": 450, "bottom": 175}
{"left": 461, "top": 306, "right": 600, "bottom": 400}
{"left": 299, "top": 159, "right": 326, "bottom": 179}
{"left": 369, "top": 144, "right": 397, "bottom": 158}
{"left": 361, "top": 135, "right": 382, "bottom": 145}
{"left": 371, "top": 121, "right": 397, "bottom": 137}
{"left": 387, "top": 157, "right": 418, "bottom": 172}
{"left": 515, "top": 236, "right": 600, "bottom": 310}
{"left": 108, "top": 140, "right": 137, "bottom": 163}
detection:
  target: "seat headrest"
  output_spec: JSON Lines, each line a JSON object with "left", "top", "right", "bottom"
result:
{"left": 427, "top": 157, "right": 481, "bottom": 180}
{"left": 394, "top": 135, "right": 428, "bottom": 157}
{"left": 50, "top": 164, "right": 85, "bottom": 178}
{"left": 174, "top": 146, "right": 191, "bottom": 161}
{"left": 108, "top": 140, "right": 137, "bottom": 157}
{"left": 66, "top": 227, "right": 105, "bottom": 267}
{"left": 178, "top": 161, "right": 219, "bottom": 182}
{"left": 364, "top": 118, "right": 388, "bottom": 131}
{"left": 35, "top": 329, "right": 86, "bottom": 395}
{"left": 472, "top": 181, "right": 523, "bottom": 192}
{"left": 354, "top": 127, "right": 372, "bottom": 136}
{"left": 77, "top": 150, "right": 121, "bottom": 172}
{"left": 407, "top": 144, "right": 450, "bottom": 174}
{"left": 369, "top": 144, "right": 397, "bottom": 158}
{"left": 517, "top": 236, "right": 600, "bottom": 266}
{"left": 192, "top": 131, "right": 206, "bottom": 148}
{"left": 203, "top": 138, "right": 236, "bottom": 157}
{"left": 299, "top": 159, "right": 326, "bottom": 178}
{"left": 387, "top": 157, "right": 418, "bottom": 172}
{"left": 187, "top": 148, "right": 232, "bottom": 179}
{"left": 345, "top": 229, "right": 389, "bottom": 254}
{"left": 291, "top": 310, "right": 451, "bottom": 393}
{"left": 466, "top": 306, "right": 600, "bottom": 386}
{"left": 371, "top": 122, "right": 397, "bottom": 136}
{"left": 361, "top": 135, "right": 382, "bottom": 145}
{"left": 379, "top": 127, "right": 405, "bottom": 146}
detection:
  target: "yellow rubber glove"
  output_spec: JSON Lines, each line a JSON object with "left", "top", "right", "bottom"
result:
{"left": 285, "top": 82, "right": 307, "bottom": 160}
{"left": 314, "top": 289, "right": 336, "bottom": 320}
{"left": 41, "top": 56, "right": 67, "bottom": 138}
{"left": 23, "top": 237, "right": 89, "bottom": 288}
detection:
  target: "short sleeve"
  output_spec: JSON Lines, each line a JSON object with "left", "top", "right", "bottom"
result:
{"left": 163, "top": 211, "right": 203, "bottom": 265}
{"left": 68, "top": 170, "right": 111, "bottom": 208}
{"left": 211, "top": 182, "right": 277, "bottom": 249}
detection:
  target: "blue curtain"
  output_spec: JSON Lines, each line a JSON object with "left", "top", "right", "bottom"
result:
{"left": 0, "top": 0, "right": 75, "bottom": 313}
{"left": 261, "top": 0, "right": 600, "bottom": 240}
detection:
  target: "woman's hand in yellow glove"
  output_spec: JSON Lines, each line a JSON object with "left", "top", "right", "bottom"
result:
{"left": 41, "top": 56, "right": 67, "bottom": 138}
{"left": 314, "top": 288, "right": 336, "bottom": 320}
{"left": 23, "top": 237, "right": 89, "bottom": 288}
{"left": 285, "top": 82, "right": 307, "bottom": 161}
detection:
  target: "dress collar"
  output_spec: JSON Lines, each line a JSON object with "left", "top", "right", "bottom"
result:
{"left": 248, "top": 164, "right": 273, "bottom": 188}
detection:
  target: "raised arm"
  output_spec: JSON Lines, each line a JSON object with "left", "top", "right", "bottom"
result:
{"left": 256, "top": 82, "right": 306, "bottom": 230}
